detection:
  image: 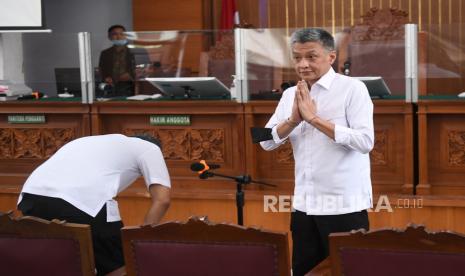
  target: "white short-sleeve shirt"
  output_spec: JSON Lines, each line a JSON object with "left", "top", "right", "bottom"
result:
{"left": 18, "top": 134, "right": 171, "bottom": 221}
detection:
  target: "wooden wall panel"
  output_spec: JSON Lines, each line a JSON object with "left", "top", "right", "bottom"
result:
{"left": 91, "top": 101, "right": 246, "bottom": 192}
{"left": 0, "top": 103, "right": 91, "bottom": 187}
{"left": 0, "top": 193, "right": 22, "bottom": 216}
{"left": 117, "top": 194, "right": 465, "bottom": 241}
{"left": 370, "top": 101, "right": 414, "bottom": 194}
{"left": 133, "top": 0, "right": 204, "bottom": 31}
{"left": 417, "top": 100, "right": 465, "bottom": 196}
{"left": 132, "top": 0, "right": 207, "bottom": 74}
{"left": 232, "top": 0, "right": 465, "bottom": 93}
{"left": 132, "top": 0, "right": 465, "bottom": 92}
{"left": 3, "top": 191, "right": 465, "bottom": 256}
{"left": 236, "top": 0, "right": 260, "bottom": 27}
{"left": 131, "top": 1, "right": 465, "bottom": 92}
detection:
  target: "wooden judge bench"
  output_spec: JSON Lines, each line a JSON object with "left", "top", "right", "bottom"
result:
{"left": 1, "top": 96, "right": 464, "bottom": 237}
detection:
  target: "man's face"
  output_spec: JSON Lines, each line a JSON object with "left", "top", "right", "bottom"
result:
{"left": 109, "top": 27, "right": 126, "bottom": 41}
{"left": 291, "top": 41, "right": 336, "bottom": 85}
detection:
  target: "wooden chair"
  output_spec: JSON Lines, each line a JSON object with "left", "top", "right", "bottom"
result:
{"left": 121, "top": 216, "right": 290, "bottom": 276}
{"left": 199, "top": 32, "right": 236, "bottom": 87}
{"left": 0, "top": 212, "right": 95, "bottom": 276}
{"left": 336, "top": 7, "right": 427, "bottom": 95}
{"left": 308, "top": 224, "right": 465, "bottom": 276}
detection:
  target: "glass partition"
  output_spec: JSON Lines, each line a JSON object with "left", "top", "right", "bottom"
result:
{"left": 237, "top": 26, "right": 411, "bottom": 102}
{"left": 89, "top": 29, "right": 236, "bottom": 101}
{"left": 238, "top": 28, "right": 292, "bottom": 101}
{"left": 0, "top": 32, "right": 82, "bottom": 101}
{"left": 419, "top": 23, "right": 465, "bottom": 100}
{"left": 9, "top": 24, "right": 464, "bottom": 103}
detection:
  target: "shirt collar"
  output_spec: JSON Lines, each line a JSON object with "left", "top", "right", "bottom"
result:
{"left": 314, "top": 67, "right": 336, "bottom": 90}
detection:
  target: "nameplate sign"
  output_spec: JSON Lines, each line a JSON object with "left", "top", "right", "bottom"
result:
{"left": 8, "top": 114, "right": 46, "bottom": 124}
{"left": 150, "top": 115, "right": 191, "bottom": 126}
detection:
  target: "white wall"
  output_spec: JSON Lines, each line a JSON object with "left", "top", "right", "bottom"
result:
{"left": 0, "top": 33, "right": 26, "bottom": 83}
{"left": 2, "top": 34, "right": 25, "bottom": 82}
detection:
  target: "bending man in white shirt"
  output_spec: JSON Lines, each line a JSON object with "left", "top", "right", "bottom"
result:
{"left": 17, "top": 134, "right": 171, "bottom": 276}
{"left": 260, "top": 28, "right": 374, "bottom": 276}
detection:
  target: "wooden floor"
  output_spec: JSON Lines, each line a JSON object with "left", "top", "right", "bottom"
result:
{"left": 114, "top": 192, "right": 465, "bottom": 236}
{"left": 3, "top": 184, "right": 465, "bottom": 235}
{"left": 3, "top": 186, "right": 465, "bottom": 262}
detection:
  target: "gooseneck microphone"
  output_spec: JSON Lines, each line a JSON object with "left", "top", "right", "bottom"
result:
{"left": 189, "top": 159, "right": 276, "bottom": 226}
{"left": 190, "top": 160, "right": 221, "bottom": 174}
{"left": 343, "top": 61, "right": 351, "bottom": 76}
{"left": 17, "top": 92, "right": 45, "bottom": 100}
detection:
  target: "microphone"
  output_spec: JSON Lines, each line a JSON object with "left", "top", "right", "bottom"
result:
{"left": 98, "top": 82, "right": 114, "bottom": 97}
{"left": 343, "top": 61, "right": 351, "bottom": 76}
{"left": 17, "top": 92, "right": 44, "bottom": 100}
{"left": 190, "top": 160, "right": 220, "bottom": 174}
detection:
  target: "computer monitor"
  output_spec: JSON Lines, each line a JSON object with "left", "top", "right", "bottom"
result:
{"left": 54, "top": 68, "right": 82, "bottom": 97}
{"left": 354, "top": 76, "right": 392, "bottom": 98}
{"left": 54, "top": 68, "right": 103, "bottom": 97}
{"left": 145, "top": 77, "right": 231, "bottom": 99}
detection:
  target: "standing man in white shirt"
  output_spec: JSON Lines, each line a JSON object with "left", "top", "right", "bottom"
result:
{"left": 260, "top": 28, "right": 374, "bottom": 276}
{"left": 17, "top": 134, "right": 171, "bottom": 276}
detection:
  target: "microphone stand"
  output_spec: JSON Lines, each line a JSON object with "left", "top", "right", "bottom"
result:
{"left": 199, "top": 170, "right": 276, "bottom": 226}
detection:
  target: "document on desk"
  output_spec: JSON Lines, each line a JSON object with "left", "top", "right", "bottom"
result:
{"left": 126, "top": 94, "right": 162, "bottom": 101}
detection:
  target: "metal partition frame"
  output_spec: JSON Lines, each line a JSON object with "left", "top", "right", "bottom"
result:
{"left": 78, "top": 32, "right": 94, "bottom": 104}
{"left": 234, "top": 28, "right": 248, "bottom": 103}
{"left": 405, "top": 24, "right": 418, "bottom": 103}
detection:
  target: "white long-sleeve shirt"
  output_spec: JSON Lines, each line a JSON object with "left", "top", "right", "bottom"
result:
{"left": 261, "top": 68, "right": 374, "bottom": 215}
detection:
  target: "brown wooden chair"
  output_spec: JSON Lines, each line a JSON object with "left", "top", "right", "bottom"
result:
{"left": 199, "top": 32, "right": 236, "bottom": 88}
{"left": 0, "top": 212, "right": 95, "bottom": 276}
{"left": 121, "top": 216, "right": 290, "bottom": 276}
{"left": 309, "top": 224, "right": 465, "bottom": 276}
{"left": 336, "top": 7, "right": 427, "bottom": 95}
{"left": 199, "top": 31, "right": 285, "bottom": 99}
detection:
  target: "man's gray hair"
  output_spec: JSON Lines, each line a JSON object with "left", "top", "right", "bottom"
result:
{"left": 290, "top": 28, "right": 335, "bottom": 51}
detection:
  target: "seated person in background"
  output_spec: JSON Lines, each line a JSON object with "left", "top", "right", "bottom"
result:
{"left": 17, "top": 134, "right": 171, "bottom": 276}
{"left": 98, "top": 24, "right": 135, "bottom": 97}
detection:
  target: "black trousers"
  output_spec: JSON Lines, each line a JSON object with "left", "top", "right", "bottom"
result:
{"left": 18, "top": 193, "right": 124, "bottom": 276}
{"left": 291, "top": 209, "right": 369, "bottom": 276}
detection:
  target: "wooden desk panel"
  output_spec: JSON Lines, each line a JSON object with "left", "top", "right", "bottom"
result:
{"left": 417, "top": 100, "right": 465, "bottom": 195}
{"left": 0, "top": 102, "right": 91, "bottom": 186}
{"left": 0, "top": 100, "right": 414, "bottom": 203}
{"left": 244, "top": 102, "right": 294, "bottom": 191}
{"left": 371, "top": 100, "right": 414, "bottom": 194}
{"left": 91, "top": 101, "right": 247, "bottom": 191}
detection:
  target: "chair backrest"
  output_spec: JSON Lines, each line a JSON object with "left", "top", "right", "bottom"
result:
{"left": 0, "top": 212, "right": 95, "bottom": 276}
{"left": 338, "top": 7, "right": 410, "bottom": 95}
{"left": 199, "top": 33, "right": 236, "bottom": 87}
{"left": 329, "top": 225, "right": 465, "bottom": 276}
{"left": 122, "top": 216, "right": 290, "bottom": 276}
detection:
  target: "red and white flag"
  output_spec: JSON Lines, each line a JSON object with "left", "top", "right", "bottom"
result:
{"left": 220, "top": 0, "right": 240, "bottom": 29}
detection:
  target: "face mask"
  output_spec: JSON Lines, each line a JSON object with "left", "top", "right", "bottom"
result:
{"left": 112, "top": 39, "right": 127, "bottom": 46}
